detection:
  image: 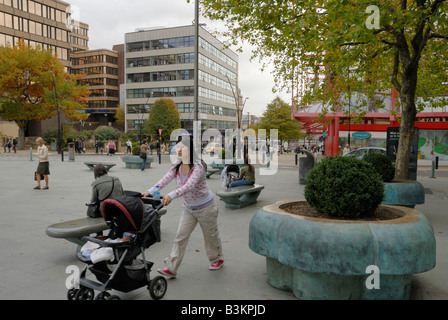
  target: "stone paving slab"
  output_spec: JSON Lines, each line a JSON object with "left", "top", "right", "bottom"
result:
{"left": 0, "top": 151, "right": 447, "bottom": 301}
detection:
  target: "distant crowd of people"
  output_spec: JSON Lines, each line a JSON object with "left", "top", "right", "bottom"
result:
{"left": 2, "top": 136, "right": 18, "bottom": 153}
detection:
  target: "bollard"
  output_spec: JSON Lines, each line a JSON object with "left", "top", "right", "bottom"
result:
{"left": 68, "top": 142, "right": 75, "bottom": 161}
{"left": 435, "top": 156, "right": 439, "bottom": 170}
{"left": 430, "top": 159, "right": 435, "bottom": 178}
{"left": 29, "top": 147, "right": 33, "bottom": 161}
{"left": 295, "top": 154, "right": 298, "bottom": 165}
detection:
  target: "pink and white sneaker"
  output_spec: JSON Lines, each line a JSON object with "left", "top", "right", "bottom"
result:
{"left": 209, "top": 260, "right": 224, "bottom": 270}
{"left": 157, "top": 268, "right": 176, "bottom": 278}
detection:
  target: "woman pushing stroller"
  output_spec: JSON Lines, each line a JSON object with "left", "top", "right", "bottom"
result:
{"left": 141, "top": 134, "right": 224, "bottom": 279}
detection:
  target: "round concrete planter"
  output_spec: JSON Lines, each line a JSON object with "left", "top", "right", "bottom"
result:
{"left": 249, "top": 200, "right": 436, "bottom": 300}
{"left": 121, "top": 155, "right": 153, "bottom": 169}
{"left": 382, "top": 179, "right": 425, "bottom": 208}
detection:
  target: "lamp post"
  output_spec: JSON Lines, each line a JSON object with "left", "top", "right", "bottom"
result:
{"left": 132, "top": 107, "right": 144, "bottom": 145}
{"left": 194, "top": 0, "right": 199, "bottom": 123}
{"left": 348, "top": 85, "right": 351, "bottom": 148}
{"left": 50, "top": 72, "right": 68, "bottom": 162}
{"left": 157, "top": 124, "right": 164, "bottom": 164}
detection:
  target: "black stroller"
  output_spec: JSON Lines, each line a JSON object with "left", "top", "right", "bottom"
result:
{"left": 68, "top": 192, "right": 167, "bottom": 300}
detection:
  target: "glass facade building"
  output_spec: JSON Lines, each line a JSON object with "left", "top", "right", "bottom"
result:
{"left": 124, "top": 25, "right": 239, "bottom": 134}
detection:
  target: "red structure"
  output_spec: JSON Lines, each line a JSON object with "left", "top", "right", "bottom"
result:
{"left": 292, "top": 90, "right": 448, "bottom": 156}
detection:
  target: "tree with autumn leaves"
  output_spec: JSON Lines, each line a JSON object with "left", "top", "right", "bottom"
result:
{"left": 256, "top": 97, "right": 305, "bottom": 143}
{"left": 0, "top": 39, "right": 90, "bottom": 149}
{"left": 201, "top": 0, "right": 448, "bottom": 179}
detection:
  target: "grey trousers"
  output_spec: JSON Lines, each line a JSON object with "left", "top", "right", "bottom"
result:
{"left": 164, "top": 203, "right": 223, "bottom": 275}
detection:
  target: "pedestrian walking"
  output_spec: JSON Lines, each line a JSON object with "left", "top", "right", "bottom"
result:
{"left": 126, "top": 139, "right": 132, "bottom": 154}
{"left": 12, "top": 137, "right": 18, "bottom": 153}
{"left": 140, "top": 140, "right": 149, "bottom": 171}
{"left": 141, "top": 135, "right": 224, "bottom": 278}
{"left": 34, "top": 137, "right": 50, "bottom": 190}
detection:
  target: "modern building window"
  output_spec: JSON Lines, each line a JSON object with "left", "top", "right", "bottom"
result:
{"left": 127, "top": 69, "right": 194, "bottom": 83}
{"left": 127, "top": 36, "right": 195, "bottom": 52}
{"left": 127, "top": 86, "right": 194, "bottom": 99}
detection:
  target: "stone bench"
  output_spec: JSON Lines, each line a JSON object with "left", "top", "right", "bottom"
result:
{"left": 121, "top": 155, "right": 153, "bottom": 169}
{"left": 84, "top": 162, "right": 116, "bottom": 171}
{"left": 216, "top": 184, "right": 265, "bottom": 209}
{"left": 206, "top": 168, "right": 220, "bottom": 178}
{"left": 46, "top": 205, "right": 166, "bottom": 253}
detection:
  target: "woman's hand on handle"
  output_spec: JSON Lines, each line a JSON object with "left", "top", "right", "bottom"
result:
{"left": 162, "top": 195, "right": 172, "bottom": 206}
{"left": 141, "top": 191, "right": 150, "bottom": 197}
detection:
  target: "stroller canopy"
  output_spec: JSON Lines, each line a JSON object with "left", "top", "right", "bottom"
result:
{"left": 102, "top": 195, "right": 144, "bottom": 234}
{"left": 102, "top": 193, "right": 161, "bottom": 247}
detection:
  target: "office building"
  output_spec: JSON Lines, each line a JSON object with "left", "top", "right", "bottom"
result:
{"left": 124, "top": 25, "right": 240, "bottom": 135}
{"left": 71, "top": 49, "right": 119, "bottom": 126}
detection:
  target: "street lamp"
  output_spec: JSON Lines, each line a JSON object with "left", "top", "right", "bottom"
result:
{"left": 50, "top": 72, "right": 68, "bottom": 162}
{"left": 132, "top": 107, "right": 144, "bottom": 144}
{"left": 157, "top": 124, "right": 164, "bottom": 164}
{"left": 194, "top": 0, "right": 199, "bottom": 122}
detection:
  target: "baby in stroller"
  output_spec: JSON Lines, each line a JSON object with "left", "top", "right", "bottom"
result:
{"left": 68, "top": 192, "right": 167, "bottom": 300}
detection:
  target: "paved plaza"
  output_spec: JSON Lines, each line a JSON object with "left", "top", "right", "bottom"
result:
{"left": 0, "top": 149, "right": 447, "bottom": 300}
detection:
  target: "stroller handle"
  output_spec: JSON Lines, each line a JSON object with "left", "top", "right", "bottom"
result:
{"left": 142, "top": 196, "right": 164, "bottom": 212}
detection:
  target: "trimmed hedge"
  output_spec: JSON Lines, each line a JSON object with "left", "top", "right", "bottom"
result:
{"left": 363, "top": 153, "right": 395, "bottom": 182}
{"left": 304, "top": 156, "right": 384, "bottom": 218}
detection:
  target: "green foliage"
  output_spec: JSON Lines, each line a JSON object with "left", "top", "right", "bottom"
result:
{"left": 363, "top": 153, "right": 395, "bottom": 182}
{"left": 256, "top": 97, "right": 305, "bottom": 141}
{"left": 147, "top": 98, "right": 181, "bottom": 142}
{"left": 0, "top": 39, "right": 90, "bottom": 127}
{"left": 201, "top": 0, "right": 448, "bottom": 178}
{"left": 42, "top": 128, "right": 58, "bottom": 144}
{"left": 304, "top": 156, "right": 384, "bottom": 218}
{"left": 94, "top": 126, "right": 119, "bottom": 141}
{"left": 132, "top": 145, "right": 141, "bottom": 155}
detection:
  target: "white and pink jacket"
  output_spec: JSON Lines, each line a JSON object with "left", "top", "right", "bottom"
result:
{"left": 147, "top": 159, "right": 214, "bottom": 209}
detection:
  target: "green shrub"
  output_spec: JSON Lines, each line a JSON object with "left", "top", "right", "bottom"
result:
{"left": 362, "top": 153, "right": 395, "bottom": 182}
{"left": 304, "top": 156, "right": 384, "bottom": 218}
{"left": 132, "top": 145, "right": 141, "bottom": 155}
{"left": 94, "top": 126, "right": 119, "bottom": 141}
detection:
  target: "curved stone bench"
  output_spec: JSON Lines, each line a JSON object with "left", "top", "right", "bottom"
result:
{"left": 249, "top": 200, "right": 436, "bottom": 300}
{"left": 46, "top": 207, "right": 167, "bottom": 253}
{"left": 84, "top": 162, "right": 116, "bottom": 171}
{"left": 382, "top": 179, "right": 425, "bottom": 208}
{"left": 121, "top": 155, "right": 153, "bottom": 169}
{"left": 216, "top": 184, "right": 264, "bottom": 209}
{"left": 206, "top": 168, "right": 220, "bottom": 178}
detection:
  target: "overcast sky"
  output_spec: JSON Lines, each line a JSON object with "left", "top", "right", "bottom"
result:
{"left": 68, "top": 0, "right": 290, "bottom": 117}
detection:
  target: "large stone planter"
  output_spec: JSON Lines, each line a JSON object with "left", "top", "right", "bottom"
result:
{"left": 382, "top": 179, "right": 425, "bottom": 208}
{"left": 249, "top": 200, "right": 436, "bottom": 300}
{"left": 121, "top": 155, "right": 153, "bottom": 169}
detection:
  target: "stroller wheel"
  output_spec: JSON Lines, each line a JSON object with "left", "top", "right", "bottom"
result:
{"left": 74, "top": 287, "right": 94, "bottom": 300}
{"left": 67, "top": 288, "right": 78, "bottom": 300}
{"left": 94, "top": 292, "right": 111, "bottom": 300}
{"left": 149, "top": 276, "right": 167, "bottom": 300}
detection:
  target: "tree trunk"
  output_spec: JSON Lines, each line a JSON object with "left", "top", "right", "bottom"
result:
{"left": 395, "top": 66, "right": 418, "bottom": 180}
{"left": 17, "top": 124, "right": 27, "bottom": 151}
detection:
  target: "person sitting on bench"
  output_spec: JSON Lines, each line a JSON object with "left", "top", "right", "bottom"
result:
{"left": 91, "top": 164, "right": 124, "bottom": 216}
{"left": 228, "top": 158, "right": 255, "bottom": 188}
